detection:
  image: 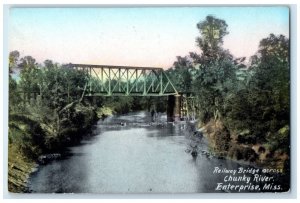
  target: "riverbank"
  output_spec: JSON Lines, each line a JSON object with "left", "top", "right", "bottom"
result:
{"left": 19, "top": 111, "right": 290, "bottom": 193}
{"left": 198, "top": 119, "right": 289, "bottom": 172}
{"left": 8, "top": 105, "right": 117, "bottom": 193}
{"left": 8, "top": 107, "right": 99, "bottom": 193}
{"left": 194, "top": 119, "right": 290, "bottom": 192}
{"left": 8, "top": 145, "right": 37, "bottom": 193}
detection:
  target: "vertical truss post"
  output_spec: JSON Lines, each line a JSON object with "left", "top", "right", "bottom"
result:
{"left": 89, "top": 67, "right": 92, "bottom": 94}
{"left": 101, "top": 67, "right": 103, "bottom": 92}
{"left": 160, "top": 71, "right": 163, "bottom": 95}
{"left": 135, "top": 69, "right": 138, "bottom": 92}
{"left": 126, "top": 69, "right": 129, "bottom": 96}
{"left": 152, "top": 71, "right": 155, "bottom": 92}
{"left": 118, "top": 68, "right": 121, "bottom": 92}
{"left": 108, "top": 68, "right": 111, "bottom": 96}
{"left": 143, "top": 70, "right": 146, "bottom": 95}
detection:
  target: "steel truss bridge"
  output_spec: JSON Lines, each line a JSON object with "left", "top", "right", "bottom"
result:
{"left": 64, "top": 63, "right": 196, "bottom": 121}
{"left": 67, "top": 64, "right": 178, "bottom": 97}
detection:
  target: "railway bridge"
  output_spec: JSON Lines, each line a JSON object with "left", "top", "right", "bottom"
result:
{"left": 67, "top": 63, "right": 195, "bottom": 121}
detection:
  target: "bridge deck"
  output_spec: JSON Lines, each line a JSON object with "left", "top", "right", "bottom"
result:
{"left": 68, "top": 64, "right": 163, "bottom": 71}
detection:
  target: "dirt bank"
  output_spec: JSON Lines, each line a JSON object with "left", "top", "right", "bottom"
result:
{"left": 8, "top": 145, "right": 37, "bottom": 193}
{"left": 199, "top": 119, "right": 289, "bottom": 171}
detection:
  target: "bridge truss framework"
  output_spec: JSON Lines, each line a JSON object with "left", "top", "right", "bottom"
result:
{"left": 68, "top": 64, "right": 178, "bottom": 97}
{"left": 65, "top": 64, "right": 197, "bottom": 121}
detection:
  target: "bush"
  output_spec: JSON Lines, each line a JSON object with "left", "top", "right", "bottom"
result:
{"left": 9, "top": 114, "right": 45, "bottom": 159}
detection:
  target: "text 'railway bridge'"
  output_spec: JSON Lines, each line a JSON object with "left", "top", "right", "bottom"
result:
{"left": 67, "top": 64, "right": 195, "bottom": 122}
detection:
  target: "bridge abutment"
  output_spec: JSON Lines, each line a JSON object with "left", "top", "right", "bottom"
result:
{"left": 167, "top": 95, "right": 181, "bottom": 122}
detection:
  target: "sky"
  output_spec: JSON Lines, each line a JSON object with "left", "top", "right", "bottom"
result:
{"left": 9, "top": 7, "right": 289, "bottom": 68}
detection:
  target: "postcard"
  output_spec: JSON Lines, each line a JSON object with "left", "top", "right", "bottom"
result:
{"left": 7, "top": 6, "right": 290, "bottom": 194}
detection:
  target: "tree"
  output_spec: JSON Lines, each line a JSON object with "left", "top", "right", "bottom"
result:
{"left": 44, "top": 59, "right": 55, "bottom": 69}
{"left": 9, "top": 50, "right": 20, "bottom": 74}
{"left": 12, "top": 59, "right": 96, "bottom": 153}
{"left": 225, "top": 34, "right": 290, "bottom": 147}
{"left": 166, "top": 56, "right": 193, "bottom": 93}
{"left": 191, "top": 15, "right": 237, "bottom": 122}
{"left": 250, "top": 34, "right": 290, "bottom": 134}
{"left": 18, "top": 56, "right": 40, "bottom": 101}
{"left": 194, "top": 15, "right": 230, "bottom": 64}
{"left": 250, "top": 34, "right": 289, "bottom": 91}
{"left": 19, "top": 56, "right": 37, "bottom": 70}
{"left": 9, "top": 51, "right": 21, "bottom": 112}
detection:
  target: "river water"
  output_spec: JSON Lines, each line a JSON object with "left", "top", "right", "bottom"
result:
{"left": 28, "top": 111, "right": 275, "bottom": 193}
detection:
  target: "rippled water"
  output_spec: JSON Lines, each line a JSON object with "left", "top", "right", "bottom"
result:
{"left": 28, "top": 111, "right": 259, "bottom": 193}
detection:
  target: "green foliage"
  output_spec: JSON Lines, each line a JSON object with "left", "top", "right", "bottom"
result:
{"left": 166, "top": 56, "right": 194, "bottom": 93}
{"left": 193, "top": 59, "right": 238, "bottom": 121}
{"left": 9, "top": 114, "right": 45, "bottom": 158}
{"left": 189, "top": 16, "right": 238, "bottom": 122}
{"left": 9, "top": 77, "right": 22, "bottom": 113}
{"left": 9, "top": 50, "right": 20, "bottom": 74}
{"left": 225, "top": 34, "right": 289, "bottom": 147}
{"left": 194, "top": 15, "right": 231, "bottom": 63}
{"left": 8, "top": 55, "right": 97, "bottom": 157}
{"left": 266, "top": 125, "right": 289, "bottom": 153}
{"left": 102, "top": 96, "right": 134, "bottom": 114}
{"left": 8, "top": 51, "right": 164, "bottom": 157}
{"left": 167, "top": 15, "right": 290, "bottom": 163}
{"left": 96, "top": 106, "right": 114, "bottom": 118}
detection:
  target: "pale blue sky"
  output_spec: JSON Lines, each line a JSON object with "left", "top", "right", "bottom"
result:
{"left": 9, "top": 7, "right": 289, "bottom": 68}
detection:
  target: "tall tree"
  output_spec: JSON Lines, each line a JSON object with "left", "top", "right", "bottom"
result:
{"left": 193, "top": 15, "right": 230, "bottom": 64}
{"left": 191, "top": 15, "right": 237, "bottom": 122}
{"left": 18, "top": 56, "right": 40, "bottom": 100}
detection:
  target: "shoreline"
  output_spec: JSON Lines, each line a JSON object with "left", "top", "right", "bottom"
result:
{"left": 8, "top": 145, "right": 38, "bottom": 193}
{"left": 8, "top": 114, "right": 100, "bottom": 193}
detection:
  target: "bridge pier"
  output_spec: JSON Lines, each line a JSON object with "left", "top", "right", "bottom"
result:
{"left": 167, "top": 95, "right": 181, "bottom": 122}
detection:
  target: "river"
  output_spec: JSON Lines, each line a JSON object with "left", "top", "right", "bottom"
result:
{"left": 28, "top": 111, "right": 277, "bottom": 193}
